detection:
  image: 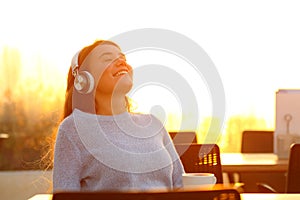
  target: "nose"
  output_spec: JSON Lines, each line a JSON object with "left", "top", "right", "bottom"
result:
{"left": 115, "top": 57, "right": 127, "bottom": 67}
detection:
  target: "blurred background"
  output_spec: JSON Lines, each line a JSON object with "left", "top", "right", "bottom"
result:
{"left": 1, "top": 0, "right": 300, "bottom": 170}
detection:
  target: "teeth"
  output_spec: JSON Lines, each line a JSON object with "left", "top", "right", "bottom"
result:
{"left": 114, "top": 70, "right": 128, "bottom": 77}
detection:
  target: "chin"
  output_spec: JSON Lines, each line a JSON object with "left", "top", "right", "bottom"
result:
{"left": 122, "top": 82, "right": 133, "bottom": 94}
{"left": 117, "top": 76, "right": 133, "bottom": 93}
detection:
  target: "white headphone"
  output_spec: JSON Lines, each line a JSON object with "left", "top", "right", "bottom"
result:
{"left": 71, "top": 51, "right": 95, "bottom": 94}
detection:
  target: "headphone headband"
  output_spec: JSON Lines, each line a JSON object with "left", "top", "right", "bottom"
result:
{"left": 71, "top": 51, "right": 80, "bottom": 73}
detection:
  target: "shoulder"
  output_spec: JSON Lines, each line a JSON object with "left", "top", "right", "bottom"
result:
{"left": 58, "top": 113, "right": 76, "bottom": 133}
{"left": 56, "top": 110, "right": 86, "bottom": 141}
{"left": 55, "top": 112, "right": 84, "bottom": 148}
{"left": 59, "top": 109, "right": 95, "bottom": 131}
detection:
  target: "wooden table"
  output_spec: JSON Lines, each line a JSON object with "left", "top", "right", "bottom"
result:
{"left": 241, "top": 193, "right": 300, "bottom": 200}
{"left": 221, "top": 153, "right": 289, "bottom": 192}
{"left": 221, "top": 153, "right": 288, "bottom": 173}
{"left": 29, "top": 193, "right": 300, "bottom": 200}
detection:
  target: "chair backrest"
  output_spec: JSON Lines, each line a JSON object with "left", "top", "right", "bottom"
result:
{"left": 53, "top": 189, "right": 241, "bottom": 200}
{"left": 169, "top": 131, "right": 197, "bottom": 144}
{"left": 286, "top": 143, "right": 300, "bottom": 193}
{"left": 174, "top": 144, "right": 223, "bottom": 183}
{"left": 241, "top": 130, "right": 274, "bottom": 153}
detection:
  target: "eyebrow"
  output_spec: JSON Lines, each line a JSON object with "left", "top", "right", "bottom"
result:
{"left": 99, "top": 52, "right": 125, "bottom": 59}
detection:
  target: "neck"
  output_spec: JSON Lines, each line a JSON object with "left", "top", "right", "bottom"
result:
{"left": 95, "top": 93, "right": 127, "bottom": 115}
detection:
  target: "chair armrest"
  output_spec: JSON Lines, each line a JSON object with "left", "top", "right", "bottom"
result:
{"left": 256, "top": 183, "right": 277, "bottom": 193}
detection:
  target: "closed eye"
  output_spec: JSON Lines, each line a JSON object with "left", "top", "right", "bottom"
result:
{"left": 99, "top": 53, "right": 113, "bottom": 62}
{"left": 101, "top": 55, "right": 114, "bottom": 62}
{"left": 99, "top": 52, "right": 126, "bottom": 63}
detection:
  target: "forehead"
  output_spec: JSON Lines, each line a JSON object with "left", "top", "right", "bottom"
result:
{"left": 91, "top": 43, "right": 121, "bottom": 55}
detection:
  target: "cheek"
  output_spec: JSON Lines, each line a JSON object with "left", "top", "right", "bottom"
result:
{"left": 93, "top": 65, "right": 110, "bottom": 83}
{"left": 96, "top": 70, "right": 112, "bottom": 88}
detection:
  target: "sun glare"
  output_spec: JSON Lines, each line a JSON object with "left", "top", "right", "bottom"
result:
{"left": 1, "top": 1, "right": 300, "bottom": 153}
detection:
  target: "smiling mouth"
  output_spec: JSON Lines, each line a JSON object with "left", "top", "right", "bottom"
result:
{"left": 113, "top": 69, "right": 129, "bottom": 77}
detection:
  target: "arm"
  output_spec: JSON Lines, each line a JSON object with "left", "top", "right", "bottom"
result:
{"left": 53, "top": 127, "right": 82, "bottom": 192}
{"left": 161, "top": 127, "right": 185, "bottom": 188}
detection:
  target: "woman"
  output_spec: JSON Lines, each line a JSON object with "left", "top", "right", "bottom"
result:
{"left": 53, "top": 40, "right": 184, "bottom": 192}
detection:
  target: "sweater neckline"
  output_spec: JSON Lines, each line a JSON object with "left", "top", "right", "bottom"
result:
{"left": 73, "top": 108, "right": 130, "bottom": 121}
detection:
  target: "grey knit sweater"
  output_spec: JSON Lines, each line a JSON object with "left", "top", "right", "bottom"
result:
{"left": 53, "top": 109, "right": 184, "bottom": 192}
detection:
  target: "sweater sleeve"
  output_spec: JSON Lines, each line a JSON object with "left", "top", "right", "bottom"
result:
{"left": 53, "top": 127, "right": 82, "bottom": 192}
{"left": 160, "top": 124, "right": 185, "bottom": 189}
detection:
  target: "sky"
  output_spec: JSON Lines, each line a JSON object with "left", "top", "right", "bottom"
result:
{"left": 1, "top": 0, "right": 300, "bottom": 130}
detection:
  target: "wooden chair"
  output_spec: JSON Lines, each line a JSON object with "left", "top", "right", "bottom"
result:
{"left": 169, "top": 131, "right": 197, "bottom": 144}
{"left": 228, "top": 130, "right": 273, "bottom": 182}
{"left": 238, "top": 130, "right": 275, "bottom": 192}
{"left": 241, "top": 130, "right": 274, "bottom": 153}
{"left": 256, "top": 143, "right": 300, "bottom": 193}
{"left": 286, "top": 143, "right": 300, "bottom": 193}
{"left": 174, "top": 144, "right": 223, "bottom": 183}
{"left": 53, "top": 189, "right": 241, "bottom": 200}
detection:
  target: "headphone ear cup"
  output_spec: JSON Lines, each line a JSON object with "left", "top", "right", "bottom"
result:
{"left": 74, "top": 71, "right": 94, "bottom": 94}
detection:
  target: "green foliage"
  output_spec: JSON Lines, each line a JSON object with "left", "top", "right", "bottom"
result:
{"left": 0, "top": 47, "right": 64, "bottom": 170}
{"left": 0, "top": 88, "right": 63, "bottom": 170}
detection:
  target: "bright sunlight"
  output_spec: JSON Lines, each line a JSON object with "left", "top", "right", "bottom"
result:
{"left": 1, "top": 1, "right": 300, "bottom": 163}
